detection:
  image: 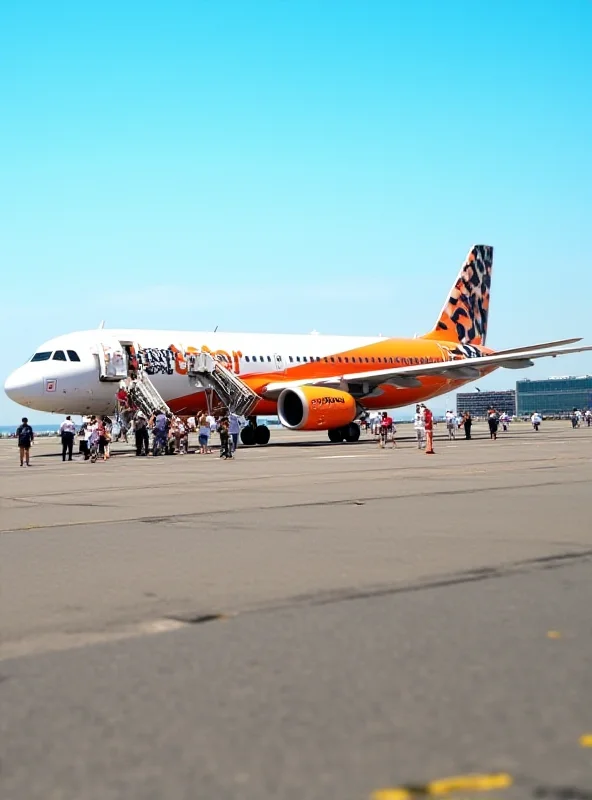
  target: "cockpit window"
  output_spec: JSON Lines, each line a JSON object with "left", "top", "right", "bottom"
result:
{"left": 53, "top": 350, "right": 67, "bottom": 361}
{"left": 30, "top": 352, "right": 52, "bottom": 362}
{"left": 67, "top": 350, "right": 81, "bottom": 362}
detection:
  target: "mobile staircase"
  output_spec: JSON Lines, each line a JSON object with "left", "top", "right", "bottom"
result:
{"left": 186, "top": 352, "right": 259, "bottom": 417}
{"left": 127, "top": 370, "right": 171, "bottom": 418}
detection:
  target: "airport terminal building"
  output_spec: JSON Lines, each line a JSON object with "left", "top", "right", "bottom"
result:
{"left": 515, "top": 376, "right": 592, "bottom": 416}
{"left": 456, "top": 390, "right": 516, "bottom": 417}
{"left": 457, "top": 376, "right": 592, "bottom": 418}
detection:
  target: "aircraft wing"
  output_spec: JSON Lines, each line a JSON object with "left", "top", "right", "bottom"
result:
{"left": 261, "top": 342, "right": 592, "bottom": 398}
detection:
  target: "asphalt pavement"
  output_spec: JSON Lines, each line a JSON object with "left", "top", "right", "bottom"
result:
{"left": 1, "top": 421, "right": 591, "bottom": 800}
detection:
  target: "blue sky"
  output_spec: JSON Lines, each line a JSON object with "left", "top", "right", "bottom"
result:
{"left": 1, "top": 0, "right": 591, "bottom": 424}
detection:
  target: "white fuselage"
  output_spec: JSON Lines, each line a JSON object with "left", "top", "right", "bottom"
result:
{"left": 5, "top": 328, "right": 387, "bottom": 416}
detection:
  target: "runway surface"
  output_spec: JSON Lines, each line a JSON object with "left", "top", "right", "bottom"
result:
{"left": 1, "top": 422, "right": 591, "bottom": 799}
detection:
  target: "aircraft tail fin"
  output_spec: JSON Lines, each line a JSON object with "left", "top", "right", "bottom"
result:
{"left": 423, "top": 245, "right": 493, "bottom": 346}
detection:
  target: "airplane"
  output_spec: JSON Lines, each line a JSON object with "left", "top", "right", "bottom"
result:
{"left": 4, "top": 245, "right": 591, "bottom": 445}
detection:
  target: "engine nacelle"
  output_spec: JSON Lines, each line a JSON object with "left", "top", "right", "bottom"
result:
{"left": 277, "top": 386, "right": 357, "bottom": 431}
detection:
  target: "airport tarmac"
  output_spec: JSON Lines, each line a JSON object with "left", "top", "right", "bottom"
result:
{"left": 1, "top": 421, "right": 591, "bottom": 800}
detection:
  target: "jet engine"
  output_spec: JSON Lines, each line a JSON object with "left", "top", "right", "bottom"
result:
{"left": 277, "top": 386, "right": 357, "bottom": 430}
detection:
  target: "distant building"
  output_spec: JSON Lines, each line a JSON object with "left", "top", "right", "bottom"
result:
{"left": 456, "top": 390, "right": 516, "bottom": 418}
{"left": 516, "top": 376, "right": 592, "bottom": 416}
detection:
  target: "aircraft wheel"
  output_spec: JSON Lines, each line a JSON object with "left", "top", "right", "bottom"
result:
{"left": 328, "top": 428, "right": 344, "bottom": 443}
{"left": 240, "top": 426, "right": 256, "bottom": 446}
{"left": 254, "top": 424, "right": 270, "bottom": 445}
{"left": 344, "top": 422, "right": 360, "bottom": 442}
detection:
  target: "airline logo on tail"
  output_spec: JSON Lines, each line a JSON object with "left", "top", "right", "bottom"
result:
{"left": 425, "top": 244, "right": 493, "bottom": 346}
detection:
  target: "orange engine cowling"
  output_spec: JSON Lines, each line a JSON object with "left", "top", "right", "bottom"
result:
{"left": 277, "top": 386, "right": 357, "bottom": 431}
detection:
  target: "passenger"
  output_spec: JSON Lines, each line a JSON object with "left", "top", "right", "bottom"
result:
{"left": 134, "top": 410, "right": 149, "bottom": 456}
{"left": 198, "top": 413, "right": 210, "bottom": 454}
{"left": 462, "top": 411, "right": 472, "bottom": 440}
{"left": 59, "top": 415, "right": 77, "bottom": 462}
{"left": 379, "top": 411, "right": 393, "bottom": 448}
{"left": 16, "top": 416, "right": 34, "bottom": 467}
{"left": 152, "top": 410, "right": 169, "bottom": 456}
{"left": 97, "top": 416, "right": 111, "bottom": 461}
{"left": 423, "top": 404, "right": 435, "bottom": 454}
{"left": 488, "top": 408, "right": 499, "bottom": 441}
{"left": 178, "top": 417, "right": 188, "bottom": 454}
{"left": 445, "top": 409, "right": 456, "bottom": 440}
{"left": 413, "top": 404, "right": 425, "bottom": 450}
{"left": 207, "top": 412, "right": 217, "bottom": 439}
{"left": 531, "top": 411, "right": 542, "bottom": 432}
{"left": 228, "top": 412, "right": 241, "bottom": 453}
{"left": 78, "top": 416, "right": 91, "bottom": 460}
{"left": 218, "top": 416, "right": 232, "bottom": 459}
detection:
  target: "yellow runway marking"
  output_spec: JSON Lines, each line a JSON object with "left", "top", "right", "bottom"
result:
{"left": 580, "top": 734, "right": 592, "bottom": 747}
{"left": 547, "top": 630, "right": 562, "bottom": 639}
{"left": 372, "top": 772, "right": 513, "bottom": 798}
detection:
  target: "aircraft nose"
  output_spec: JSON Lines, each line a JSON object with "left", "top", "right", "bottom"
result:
{"left": 4, "top": 367, "right": 39, "bottom": 407}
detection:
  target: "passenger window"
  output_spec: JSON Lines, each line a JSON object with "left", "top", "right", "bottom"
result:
{"left": 245, "top": 356, "right": 250, "bottom": 362}
{"left": 53, "top": 350, "right": 67, "bottom": 361}
{"left": 303, "top": 356, "right": 308, "bottom": 362}
{"left": 67, "top": 350, "right": 81, "bottom": 362}
{"left": 365, "top": 357, "right": 369, "bottom": 363}
{"left": 30, "top": 351, "right": 52, "bottom": 362}
{"left": 260, "top": 356, "right": 264, "bottom": 362}
{"left": 330, "top": 357, "right": 335, "bottom": 363}
{"left": 252, "top": 356, "right": 257, "bottom": 362}
{"left": 296, "top": 356, "right": 301, "bottom": 362}
{"left": 267, "top": 355, "right": 271, "bottom": 362}
{"left": 289, "top": 356, "right": 293, "bottom": 362}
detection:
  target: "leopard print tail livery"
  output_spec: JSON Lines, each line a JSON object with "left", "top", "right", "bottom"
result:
{"left": 424, "top": 245, "right": 493, "bottom": 346}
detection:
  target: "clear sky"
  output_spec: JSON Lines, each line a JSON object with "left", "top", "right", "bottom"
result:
{"left": 1, "top": 0, "right": 591, "bottom": 424}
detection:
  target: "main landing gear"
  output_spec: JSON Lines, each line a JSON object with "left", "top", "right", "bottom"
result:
{"left": 240, "top": 417, "right": 270, "bottom": 446}
{"left": 328, "top": 422, "right": 360, "bottom": 443}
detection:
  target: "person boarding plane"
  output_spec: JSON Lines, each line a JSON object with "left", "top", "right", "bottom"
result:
{"left": 4, "top": 245, "right": 591, "bottom": 446}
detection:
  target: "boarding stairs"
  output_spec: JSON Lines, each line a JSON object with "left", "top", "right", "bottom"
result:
{"left": 127, "top": 370, "right": 171, "bottom": 418}
{"left": 186, "top": 352, "right": 259, "bottom": 417}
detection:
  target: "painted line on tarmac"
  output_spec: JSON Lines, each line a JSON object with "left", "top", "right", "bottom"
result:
{"left": 580, "top": 733, "right": 592, "bottom": 747}
{"left": 0, "top": 617, "right": 191, "bottom": 662}
{"left": 316, "top": 454, "right": 385, "bottom": 459}
{"left": 372, "top": 771, "right": 513, "bottom": 798}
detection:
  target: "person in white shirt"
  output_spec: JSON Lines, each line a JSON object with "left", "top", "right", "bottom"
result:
{"left": 413, "top": 405, "right": 425, "bottom": 450}
{"left": 531, "top": 412, "right": 542, "bottom": 431}
{"left": 59, "top": 415, "right": 77, "bottom": 462}
{"left": 445, "top": 410, "right": 456, "bottom": 439}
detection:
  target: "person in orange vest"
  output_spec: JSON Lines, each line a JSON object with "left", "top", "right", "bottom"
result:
{"left": 423, "top": 404, "right": 435, "bottom": 454}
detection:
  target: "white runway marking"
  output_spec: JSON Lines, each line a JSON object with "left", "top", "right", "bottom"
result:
{"left": 316, "top": 454, "right": 384, "bottom": 459}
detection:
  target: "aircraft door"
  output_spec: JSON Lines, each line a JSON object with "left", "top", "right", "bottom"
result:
{"left": 97, "top": 340, "right": 128, "bottom": 381}
{"left": 273, "top": 353, "right": 286, "bottom": 374}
